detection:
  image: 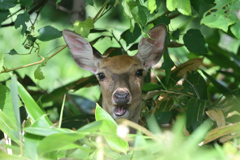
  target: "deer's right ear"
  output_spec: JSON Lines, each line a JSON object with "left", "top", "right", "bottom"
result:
{"left": 62, "top": 29, "right": 102, "bottom": 74}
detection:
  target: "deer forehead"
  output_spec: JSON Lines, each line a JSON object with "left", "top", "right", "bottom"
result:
{"left": 99, "top": 55, "right": 143, "bottom": 74}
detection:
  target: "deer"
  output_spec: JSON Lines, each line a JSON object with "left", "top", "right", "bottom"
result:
{"left": 62, "top": 25, "right": 167, "bottom": 132}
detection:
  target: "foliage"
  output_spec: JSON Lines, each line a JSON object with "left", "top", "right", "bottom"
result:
{"left": 1, "top": 0, "right": 240, "bottom": 159}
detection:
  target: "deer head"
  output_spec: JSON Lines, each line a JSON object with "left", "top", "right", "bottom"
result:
{"left": 62, "top": 25, "right": 167, "bottom": 125}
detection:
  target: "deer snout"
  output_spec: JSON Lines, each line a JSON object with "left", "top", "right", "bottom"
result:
{"left": 113, "top": 89, "right": 131, "bottom": 105}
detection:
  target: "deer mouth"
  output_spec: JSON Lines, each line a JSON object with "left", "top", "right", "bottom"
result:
{"left": 114, "top": 105, "right": 128, "bottom": 116}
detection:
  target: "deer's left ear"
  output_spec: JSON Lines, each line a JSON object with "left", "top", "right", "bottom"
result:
{"left": 136, "top": 24, "right": 167, "bottom": 69}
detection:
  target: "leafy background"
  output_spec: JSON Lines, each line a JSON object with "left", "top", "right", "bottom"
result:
{"left": 0, "top": 0, "right": 240, "bottom": 159}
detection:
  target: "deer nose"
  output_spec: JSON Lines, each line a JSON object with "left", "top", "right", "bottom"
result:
{"left": 113, "top": 89, "right": 130, "bottom": 105}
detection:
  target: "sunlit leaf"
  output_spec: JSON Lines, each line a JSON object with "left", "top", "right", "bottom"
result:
{"left": 34, "top": 65, "right": 45, "bottom": 80}
{"left": 74, "top": 17, "right": 94, "bottom": 37}
{"left": 166, "top": 0, "right": 191, "bottom": 16}
{"left": 95, "top": 104, "right": 129, "bottom": 153}
{"left": 206, "top": 109, "right": 225, "bottom": 127}
{"left": 147, "top": 0, "right": 157, "bottom": 14}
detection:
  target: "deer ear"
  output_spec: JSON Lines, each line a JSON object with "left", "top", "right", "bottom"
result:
{"left": 62, "top": 29, "right": 102, "bottom": 74}
{"left": 136, "top": 25, "right": 167, "bottom": 69}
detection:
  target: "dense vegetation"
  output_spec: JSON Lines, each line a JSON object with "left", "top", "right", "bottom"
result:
{"left": 0, "top": 0, "right": 240, "bottom": 159}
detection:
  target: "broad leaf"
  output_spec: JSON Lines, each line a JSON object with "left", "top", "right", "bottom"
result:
{"left": 183, "top": 29, "right": 208, "bottom": 54}
{"left": 186, "top": 98, "right": 207, "bottom": 133}
{"left": 14, "top": 12, "right": 30, "bottom": 35}
{"left": 38, "top": 26, "right": 62, "bottom": 41}
{"left": 0, "top": 10, "right": 10, "bottom": 24}
{"left": 201, "top": 0, "right": 239, "bottom": 32}
{"left": 20, "top": 0, "right": 33, "bottom": 8}
{"left": 166, "top": 0, "right": 191, "bottom": 16}
{"left": 0, "top": 0, "right": 17, "bottom": 10}
{"left": 95, "top": 104, "right": 129, "bottom": 153}
{"left": 74, "top": 17, "right": 94, "bottom": 37}
{"left": 34, "top": 65, "right": 45, "bottom": 80}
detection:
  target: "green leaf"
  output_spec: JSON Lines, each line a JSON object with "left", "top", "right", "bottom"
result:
{"left": 121, "top": 24, "right": 141, "bottom": 46}
{"left": 86, "top": 0, "right": 94, "bottom": 6}
{"left": 183, "top": 71, "right": 208, "bottom": 100}
{"left": 23, "top": 133, "right": 42, "bottom": 160}
{"left": 0, "top": 111, "right": 19, "bottom": 144}
{"left": 142, "top": 83, "right": 161, "bottom": 92}
{"left": 34, "top": 65, "right": 45, "bottom": 80}
{"left": 8, "top": 49, "right": 18, "bottom": 55}
{"left": 20, "top": 0, "right": 33, "bottom": 8}
{"left": 24, "top": 127, "right": 73, "bottom": 136}
{"left": 37, "top": 133, "right": 85, "bottom": 155}
{"left": 95, "top": 104, "right": 129, "bottom": 153}
{"left": 166, "top": 0, "right": 191, "bottom": 16}
{"left": 147, "top": 0, "right": 157, "bottom": 14}
{"left": 201, "top": 70, "right": 231, "bottom": 94}
{"left": 121, "top": 0, "right": 136, "bottom": 32}
{"left": 18, "top": 82, "right": 52, "bottom": 126}
{"left": 200, "top": 0, "right": 239, "bottom": 32}
{"left": 137, "top": 5, "right": 148, "bottom": 26}
{"left": 38, "top": 26, "right": 62, "bottom": 41}
{"left": 186, "top": 99, "right": 207, "bottom": 133}
{"left": 0, "top": 84, "right": 17, "bottom": 126}
{"left": 9, "top": 76, "right": 21, "bottom": 131}
{"left": 172, "top": 29, "right": 180, "bottom": 40}
{"left": 133, "top": 131, "right": 155, "bottom": 160}
{"left": 0, "top": 50, "right": 4, "bottom": 69}
{"left": 154, "top": 16, "right": 170, "bottom": 25}
{"left": 0, "top": 0, "right": 17, "bottom": 10}
{"left": 0, "top": 10, "right": 10, "bottom": 24}
{"left": 231, "top": 21, "right": 240, "bottom": 40}
{"left": 161, "top": 50, "right": 174, "bottom": 85}
{"left": 77, "top": 120, "right": 103, "bottom": 132}
{"left": 14, "top": 12, "right": 30, "bottom": 35}
{"left": 74, "top": 17, "right": 94, "bottom": 37}
{"left": 56, "top": 0, "right": 61, "bottom": 7}
{"left": 183, "top": 29, "right": 208, "bottom": 54}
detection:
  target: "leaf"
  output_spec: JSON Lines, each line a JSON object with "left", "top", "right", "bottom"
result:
{"left": 8, "top": 49, "right": 18, "bottom": 55}
{"left": 166, "top": 0, "right": 191, "bottom": 16}
{"left": 23, "top": 133, "right": 42, "bottom": 160}
{"left": 154, "top": 16, "right": 170, "bottom": 25}
{"left": 133, "top": 131, "right": 155, "bottom": 160}
{"left": 201, "top": 70, "right": 231, "bottom": 94}
{"left": 0, "top": 0, "right": 17, "bottom": 10}
{"left": 201, "top": 0, "right": 239, "bottom": 32}
{"left": 86, "top": 0, "right": 94, "bottom": 6}
{"left": 37, "top": 26, "right": 62, "bottom": 41}
{"left": 9, "top": 75, "right": 21, "bottom": 131}
{"left": 137, "top": 5, "right": 148, "bottom": 26}
{"left": 121, "top": 0, "right": 136, "bottom": 32}
{"left": 186, "top": 99, "right": 207, "bottom": 133}
{"left": 20, "top": 0, "right": 33, "bottom": 8}
{"left": 121, "top": 24, "right": 141, "bottom": 46}
{"left": 95, "top": 104, "right": 129, "bottom": 153}
{"left": 160, "top": 50, "right": 174, "bottom": 85}
{"left": 183, "top": 29, "right": 208, "bottom": 54}
{"left": 142, "top": 83, "right": 161, "bottom": 92}
{"left": 175, "top": 57, "right": 204, "bottom": 77}
{"left": 37, "top": 133, "right": 85, "bottom": 155}
{"left": 147, "top": 0, "right": 157, "bottom": 14}
{"left": 190, "top": 0, "right": 200, "bottom": 13}
{"left": 0, "top": 84, "right": 17, "bottom": 126}
{"left": 172, "top": 29, "right": 180, "bottom": 40}
{"left": 183, "top": 71, "right": 208, "bottom": 100}
{"left": 0, "top": 10, "right": 10, "bottom": 24}
{"left": 14, "top": 12, "right": 30, "bottom": 35}
{"left": 206, "top": 109, "right": 225, "bottom": 127}
{"left": 202, "top": 122, "right": 240, "bottom": 145}
{"left": 18, "top": 82, "right": 52, "bottom": 126}
{"left": 230, "top": 21, "right": 240, "bottom": 40}
{"left": 34, "top": 65, "right": 45, "bottom": 80}
{"left": 0, "top": 111, "right": 19, "bottom": 144}
{"left": 74, "top": 17, "right": 94, "bottom": 37}
{"left": 0, "top": 50, "right": 4, "bottom": 69}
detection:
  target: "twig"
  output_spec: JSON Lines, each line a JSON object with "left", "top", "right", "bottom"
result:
{"left": 112, "top": 32, "right": 127, "bottom": 55}
{"left": 44, "top": 45, "right": 67, "bottom": 64}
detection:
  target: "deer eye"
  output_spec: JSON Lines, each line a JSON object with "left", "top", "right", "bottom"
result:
{"left": 97, "top": 72, "right": 105, "bottom": 80}
{"left": 136, "top": 69, "right": 143, "bottom": 77}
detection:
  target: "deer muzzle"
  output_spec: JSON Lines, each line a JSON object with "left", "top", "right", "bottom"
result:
{"left": 112, "top": 88, "right": 131, "bottom": 117}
